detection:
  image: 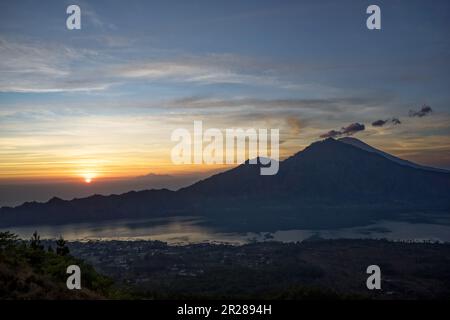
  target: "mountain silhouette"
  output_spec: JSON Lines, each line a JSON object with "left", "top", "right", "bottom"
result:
{"left": 181, "top": 138, "right": 449, "bottom": 202}
{"left": 1, "top": 138, "right": 449, "bottom": 228}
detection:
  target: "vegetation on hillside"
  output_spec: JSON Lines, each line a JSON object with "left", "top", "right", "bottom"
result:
{"left": 0, "top": 231, "right": 117, "bottom": 299}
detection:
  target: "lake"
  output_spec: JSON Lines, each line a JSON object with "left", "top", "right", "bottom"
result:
{"left": 2, "top": 216, "right": 450, "bottom": 244}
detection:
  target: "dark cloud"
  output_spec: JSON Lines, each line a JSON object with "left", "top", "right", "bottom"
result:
{"left": 320, "top": 130, "right": 342, "bottom": 139}
{"left": 391, "top": 117, "right": 401, "bottom": 125}
{"left": 341, "top": 122, "right": 365, "bottom": 135}
{"left": 409, "top": 105, "right": 432, "bottom": 117}
{"left": 372, "top": 118, "right": 401, "bottom": 127}
{"left": 372, "top": 119, "right": 388, "bottom": 127}
{"left": 319, "top": 122, "right": 365, "bottom": 138}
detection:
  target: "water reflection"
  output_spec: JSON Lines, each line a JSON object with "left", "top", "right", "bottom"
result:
{"left": 2, "top": 217, "right": 450, "bottom": 244}
{"left": 1, "top": 217, "right": 250, "bottom": 244}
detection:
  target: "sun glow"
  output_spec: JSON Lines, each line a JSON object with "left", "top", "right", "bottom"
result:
{"left": 82, "top": 173, "right": 96, "bottom": 184}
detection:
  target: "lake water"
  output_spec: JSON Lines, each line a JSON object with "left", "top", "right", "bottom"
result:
{"left": 3, "top": 216, "right": 450, "bottom": 244}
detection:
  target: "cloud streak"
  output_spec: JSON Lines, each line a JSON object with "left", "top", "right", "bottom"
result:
{"left": 0, "top": 39, "right": 324, "bottom": 93}
{"left": 115, "top": 55, "right": 310, "bottom": 89}
{"left": 0, "top": 37, "right": 114, "bottom": 93}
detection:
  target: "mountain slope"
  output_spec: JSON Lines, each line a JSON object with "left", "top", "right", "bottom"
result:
{"left": 339, "top": 137, "right": 449, "bottom": 173}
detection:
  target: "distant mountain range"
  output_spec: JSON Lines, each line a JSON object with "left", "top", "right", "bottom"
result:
{"left": 1, "top": 138, "right": 449, "bottom": 229}
{"left": 0, "top": 171, "right": 209, "bottom": 208}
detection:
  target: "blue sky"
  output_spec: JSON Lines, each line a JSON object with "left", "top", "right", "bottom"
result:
{"left": 1, "top": 0, "right": 450, "bottom": 181}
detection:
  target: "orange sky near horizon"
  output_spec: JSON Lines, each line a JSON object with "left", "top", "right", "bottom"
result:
{"left": 1, "top": 129, "right": 449, "bottom": 184}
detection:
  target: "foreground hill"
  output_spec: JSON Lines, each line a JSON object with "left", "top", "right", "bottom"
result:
{"left": 0, "top": 232, "right": 111, "bottom": 299}
{"left": 1, "top": 138, "right": 449, "bottom": 228}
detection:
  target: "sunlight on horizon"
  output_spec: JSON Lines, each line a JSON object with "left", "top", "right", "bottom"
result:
{"left": 82, "top": 172, "right": 95, "bottom": 184}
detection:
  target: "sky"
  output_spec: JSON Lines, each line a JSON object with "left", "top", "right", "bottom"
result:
{"left": 1, "top": 0, "right": 450, "bottom": 190}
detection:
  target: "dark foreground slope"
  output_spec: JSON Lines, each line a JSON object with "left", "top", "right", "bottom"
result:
{"left": 0, "top": 232, "right": 114, "bottom": 299}
{"left": 1, "top": 138, "right": 449, "bottom": 228}
{"left": 69, "top": 238, "right": 450, "bottom": 300}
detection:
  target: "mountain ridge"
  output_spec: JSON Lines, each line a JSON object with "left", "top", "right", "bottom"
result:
{"left": 338, "top": 137, "right": 449, "bottom": 173}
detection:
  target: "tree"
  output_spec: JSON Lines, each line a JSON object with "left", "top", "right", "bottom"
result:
{"left": 0, "top": 231, "right": 18, "bottom": 249}
{"left": 56, "top": 236, "right": 70, "bottom": 256}
{"left": 30, "top": 231, "right": 44, "bottom": 251}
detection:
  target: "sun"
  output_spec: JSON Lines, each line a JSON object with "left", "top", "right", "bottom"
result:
{"left": 82, "top": 173, "right": 95, "bottom": 184}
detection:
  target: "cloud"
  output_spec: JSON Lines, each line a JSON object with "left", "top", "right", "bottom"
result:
{"left": 116, "top": 58, "right": 292, "bottom": 88}
{"left": 372, "top": 117, "right": 402, "bottom": 127}
{"left": 0, "top": 37, "right": 113, "bottom": 93}
{"left": 167, "top": 96, "right": 387, "bottom": 114}
{"left": 341, "top": 123, "right": 365, "bottom": 135}
{"left": 372, "top": 119, "right": 388, "bottom": 127}
{"left": 0, "top": 39, "right": 327, "bottom": 93}
{"left": 319, "top": 122, "right": 365, "bottom": 138}
{"left": 409, "top": 105, "right": 432, "bottom": 117}
{"left": 83, "top": 7, "right": 117, "bottom": 30}
{"left": 392, "top": 117, "right": 401, "bottom": 125}
{"left": 320, "top": 130, "right": 342, "bottom": 139}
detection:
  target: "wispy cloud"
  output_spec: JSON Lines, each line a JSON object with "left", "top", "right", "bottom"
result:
{"left": 0, "top": 37, "right": 113, "bottom": 93}
{"left": 0, "top": 39, "right": 329, "bottom": 93}
{"left": 115, "top": 55, "right": 300, "bottom": 88}
{"left": 83, "top": 7, "right": 117, "bottom": 30}
{"left": 165, "top": 96, "right": 387, "bottom": 112}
